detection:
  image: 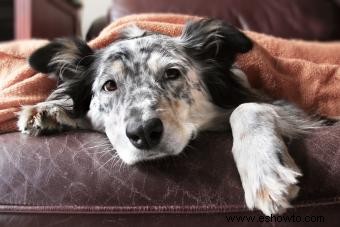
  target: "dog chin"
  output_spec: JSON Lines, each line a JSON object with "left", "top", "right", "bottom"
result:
{"left": 116, "top": 144, "right": 186, "bottom": 165}
{"left": 117, "top": 150, "right": 166, "bottom": 165}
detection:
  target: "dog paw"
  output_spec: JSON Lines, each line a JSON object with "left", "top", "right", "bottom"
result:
{"left": 17, "top": 105, "right": 70, "bottom": 136}
{"left": 242, "top": 148, "right": 302, "bottom": 216}
{"left": 244, "top": 167, "right": 301, "bottom": 216}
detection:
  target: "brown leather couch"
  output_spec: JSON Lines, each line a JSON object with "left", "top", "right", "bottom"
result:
{"left": 1, "top": 0, "right": 340, "bottom": 226}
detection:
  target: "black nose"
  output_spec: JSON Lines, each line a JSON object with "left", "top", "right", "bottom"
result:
{"left": 126, "top": 118, "right": 164, "bottom": 149}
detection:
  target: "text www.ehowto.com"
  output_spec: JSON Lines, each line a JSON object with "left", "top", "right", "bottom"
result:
{"left": 225, "top": 214, "right": 325, "bottom": 223}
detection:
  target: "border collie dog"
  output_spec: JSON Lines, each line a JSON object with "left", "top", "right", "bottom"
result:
{"left": 18, "top": 19, "right": 322, "bottom": 215}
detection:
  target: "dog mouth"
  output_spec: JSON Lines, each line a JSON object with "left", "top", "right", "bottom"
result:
{"left": 134, "top": 145, "right": 181, "bottom": 163}
{"left": 106, "top": 121, "right": 192, "bottom": 165}
{"left": 116, "top": 140, "right": 188, "bottom": 165}
{"left": 118, "top": 150, "right": 172, "bottom": 165}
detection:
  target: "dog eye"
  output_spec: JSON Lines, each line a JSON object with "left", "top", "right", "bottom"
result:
{"left": 102, "top": 80, "right": 117, "bottom": 92}
{"left": 164, "top": 68, "right": 181, "bottom": 80}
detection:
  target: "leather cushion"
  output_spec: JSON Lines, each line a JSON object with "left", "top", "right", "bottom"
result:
{"left": 0, "top": 124, "right": 339, "bottom": 214}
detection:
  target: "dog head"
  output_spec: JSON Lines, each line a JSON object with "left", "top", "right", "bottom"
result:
{"left": 29, "top": 19, "right": 252, "bottom": 164}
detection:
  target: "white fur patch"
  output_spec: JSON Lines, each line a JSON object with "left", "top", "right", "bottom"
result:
{"left": 230, "top": 103, "right": 302, "bottom": 215}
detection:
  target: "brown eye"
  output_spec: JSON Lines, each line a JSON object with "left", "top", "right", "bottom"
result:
{"left": 102, "top": 80, "right": 117, "bottom": 92}
{"left": 164, "top": 68, "right": 181, "bottom": 80}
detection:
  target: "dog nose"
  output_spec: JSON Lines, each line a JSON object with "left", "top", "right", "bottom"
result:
{"left": 126, "top": 118, "right": 164, "bottom": 149}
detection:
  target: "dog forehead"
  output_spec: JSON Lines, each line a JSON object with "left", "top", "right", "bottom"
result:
{"left": 99, "top": 36, "right": 183, "bottom": 77}
{"left": 104, "top": 35, "right": 179, "bottom": 62}
{"left": 106, "top": 35, "right": 165, "bottom": 54}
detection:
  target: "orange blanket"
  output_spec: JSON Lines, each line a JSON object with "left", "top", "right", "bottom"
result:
{"left": 1, "top": 13, "right": 340, "bottom": 133}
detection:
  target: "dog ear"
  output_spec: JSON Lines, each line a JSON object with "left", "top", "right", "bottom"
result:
{"left": 180, "top": 18, "right": 252, "bottom": 68}
{"left": 29, "top": 38, "right": 94, "bottom": 79}
{"left": 29, "top": 38, "right": 95, "bottom": 118}
{"left": 180, "top": 19, "right": 254, "bottom": 108}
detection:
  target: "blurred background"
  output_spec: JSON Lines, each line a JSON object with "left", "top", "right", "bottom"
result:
{"left": 0, "top": 0, "right": 339, "bottom": 42}
{"left": 0, "top": 0, "right": 111, "bottom": 41}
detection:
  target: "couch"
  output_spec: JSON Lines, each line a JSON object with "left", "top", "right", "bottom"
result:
{"left": 1, "top": 0, "right": 340, "bottom": 226}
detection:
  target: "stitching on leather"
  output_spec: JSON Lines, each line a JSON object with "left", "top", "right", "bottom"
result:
{"left": 0, "top": 198, "right": 339, "bottom": 214}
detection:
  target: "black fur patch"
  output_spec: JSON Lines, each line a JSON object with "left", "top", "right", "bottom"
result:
{"left": 29, "top": 38, "right": 95, "bottom": 117}
{"left": 60, "top": 67, "right": 96, "bottom": 117}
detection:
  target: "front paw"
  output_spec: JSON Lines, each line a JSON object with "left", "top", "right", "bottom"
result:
{"left": 245, "top": 167, "right": 299, "bottom": 215}
{"left": 235, "top": 141, "right": 302, "bottom": 215}
{"left": 17, "top": 105, "right": 64, "bottom": 136}
{"left": 233, "top": 135, "right": 302, "bottom": 215}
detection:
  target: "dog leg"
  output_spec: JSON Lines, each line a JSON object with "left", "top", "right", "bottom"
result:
{"left": 17, "top": 98, "right": 88, "bottom": 136}
{"left": 229, "top": 102, "right": 320, "bottom": 215}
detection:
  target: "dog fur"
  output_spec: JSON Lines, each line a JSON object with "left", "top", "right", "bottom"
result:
{"left": 18, "top": 19, "right": 324, "bottom": 215}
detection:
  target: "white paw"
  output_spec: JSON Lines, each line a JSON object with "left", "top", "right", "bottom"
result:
{"left": 234, "top": 137, "right": 302, "bottom": 216}
{"left": 17, "top": 105, "right": 73, "bottom": 136}
{"left": 243, "top": 162, "right": 301, "bottom": 216}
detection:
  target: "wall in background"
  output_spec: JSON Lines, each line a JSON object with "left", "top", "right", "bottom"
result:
{"left": 80, "top": 0, "right": 111, "bottom": 37}
{"left": 0, "top": 0, "right": 14, "bottom": 41}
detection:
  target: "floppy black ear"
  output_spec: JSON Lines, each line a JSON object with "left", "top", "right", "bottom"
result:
{"left": 180, "top": 18, "right": 252, "bottom": 68}
{"left": 180, "top": 19, "right": 254, "bottom": 108}
{"left": 29, "top": 38, "right": 94, "bottom": 79}
{"left": 29, "top": 38, "right": 95, "bottom": 118}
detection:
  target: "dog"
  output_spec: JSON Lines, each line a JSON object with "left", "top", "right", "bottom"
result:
{"left": 17, "top": 19, "right": 323, "bottom": 215}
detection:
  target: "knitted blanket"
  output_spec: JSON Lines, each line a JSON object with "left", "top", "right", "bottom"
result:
{"left": 0, "top": 13, "right": 339, "bottom": 133}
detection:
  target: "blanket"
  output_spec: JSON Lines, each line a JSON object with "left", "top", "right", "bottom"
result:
{"left": 0, "top": 13, "right": 339, "bottom": 133}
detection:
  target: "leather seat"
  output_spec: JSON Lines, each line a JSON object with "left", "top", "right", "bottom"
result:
{"left": 2, "top": 0, "right": 340, "bottom": 226}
